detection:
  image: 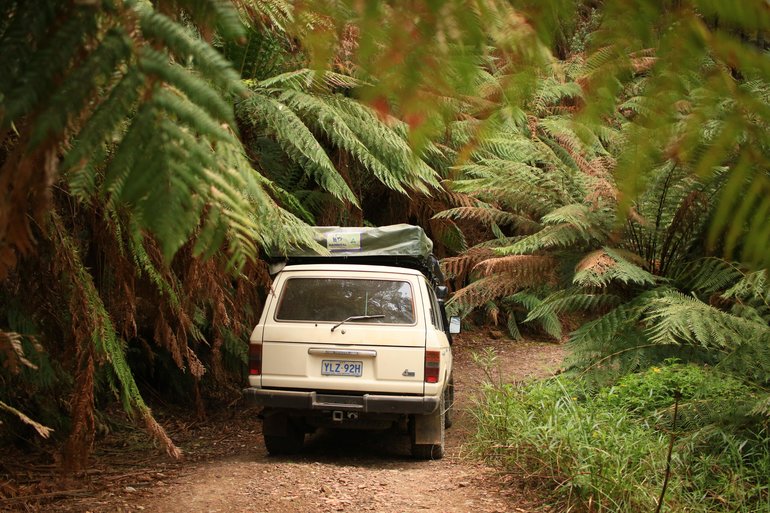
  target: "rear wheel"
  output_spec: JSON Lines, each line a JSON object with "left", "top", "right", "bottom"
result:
{"left": 263, "top": 417, "right": 305, "bottom": 455}
{"left": 411, "top": 394, "right": 445, "bottom": 460}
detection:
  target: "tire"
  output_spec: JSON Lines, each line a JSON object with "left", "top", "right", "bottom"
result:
{"left": 444, "top": 377, "right": 455, "bottom": 429}
{"left": 263, "top": 419, "right": 305, "bottom": 455}
{"left": 411, "top": 394, "right": 445, "bottom": 460}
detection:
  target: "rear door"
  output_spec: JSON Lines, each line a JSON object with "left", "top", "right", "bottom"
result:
{"left": 259, "top": 269, "right": 427, "bottom": 394}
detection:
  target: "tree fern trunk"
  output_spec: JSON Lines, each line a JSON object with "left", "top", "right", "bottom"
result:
{"left": 60, "top": 343, "right": 95, "bottom": 472}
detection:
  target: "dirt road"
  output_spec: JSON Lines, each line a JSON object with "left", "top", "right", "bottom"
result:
{"left": 9, "top": 336, "right": 563, "bottom": 513}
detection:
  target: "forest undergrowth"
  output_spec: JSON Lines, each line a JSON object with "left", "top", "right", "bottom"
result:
{"left": 471, "top": 357, "right": 770, "bottom": 512}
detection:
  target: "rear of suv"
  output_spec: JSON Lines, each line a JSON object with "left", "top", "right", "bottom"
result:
{"left": 243, "top": 225, "right": 458, "bottom": 459}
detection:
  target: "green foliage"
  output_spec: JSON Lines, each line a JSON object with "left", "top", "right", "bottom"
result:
{"left": 472, "top": 376, "right": 669, "bottom": 511}
{"left": 294, "top": 0, "right": 556, "bottom": 145}
{"left": 580, "top": 1, "right": 770, "bottom": 269}
{"left": 599, "top": 362, "right": 757, "bottom": 422}
{"left": 441, "top": 70, "right": 619, "bottom": 336}
{"left": 472, "top": 364, "right": 770, "bottom": 512}
{"left": 0, "top": 0, "right": 451, "bottom": 469}
{"left": 238, "top": 70, "right": 440, "bottom": 214}
{"left": 0, "top": 0, "right": 301, "bottom": 266}
{"left": 0, "top": 0, "right": 300, "bottom": 466}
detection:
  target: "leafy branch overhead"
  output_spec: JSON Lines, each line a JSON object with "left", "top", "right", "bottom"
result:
{"left": 0, "top": 0, "right": 320, "bottom": 274}
{"left": 237, "top": 69, "right": 440, "bottom": 216}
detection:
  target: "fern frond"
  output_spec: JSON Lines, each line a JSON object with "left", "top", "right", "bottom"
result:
{"left": 495, "top": 223, "right": 595, "bottom": 255}
{"left": 723, "top": 269, "right": 770, "bottom": 306}
{"left": 473, "top": 255, "right": 556, "bottom": 281}
{"left": 240, "top": 91, "right": 359, "bottom": 205}
{"left": 506, "top": 310, "right": 522, "bottom": 340}
{"left": 138, "top": 48, "right": 234, "bottom": 124}
{"left": 526, "top": 288, "right": 622, "bottom": 323}
{"left": 258, "top": 68, "right": 366, "bottom": 90}
{"left": 328, "top": 95, "right": 439, "bottom": 193}
{"left": 447, "top": 275, "right": 521, "bottom": 312}
{"left": 152, "top": 88, "right": 237, "bottom": 144}
{"left": 64, "top": 69, "right": 145, "bottom": 198}
{"left": 673, "top": 258, "right": 743, "bottom": 294}
{"left": 51, "top": 213, "right": 181, "bottom": 458}
{"left": 1, "top": 8, "right": 95, "bottom": 126}
{"left": 646, "top": 292, "right": 763, "bottom": 349}
{"left": 430, "top": 220, "right": 468, "bottom": 253}
{"left": 441, "top": 247, "right": 496, "bottom": 281}
{"left": 570, "top": 288, "right": 670, "bottom": 351}
{"left": 574, "top": 247, "right": 657, "bottom": 287}
{"left": 434, "top": 206, "right": 540, "bottom": 232}
{"left": 137, "top": 5, "right": 247, "bottom": 95}
{"left": 505, "top": 291, "right": 563, "bottom": 339}
{"left": 541, "top": 203, "right": 593, "bottom": 231}
{"left": 31, "top": 27, "right": 133, "bottom": 146}
{"left": 280, "top": 89, "right": 410, "bottom": 193}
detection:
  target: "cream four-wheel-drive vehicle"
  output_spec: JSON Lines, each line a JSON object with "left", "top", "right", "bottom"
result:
{"left": 244, "top": 225, "right": 459, "bottom": 459}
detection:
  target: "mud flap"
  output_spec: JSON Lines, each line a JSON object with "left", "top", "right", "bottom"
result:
{"left": 413, "top": 406, "right": 442, "bottom": 445}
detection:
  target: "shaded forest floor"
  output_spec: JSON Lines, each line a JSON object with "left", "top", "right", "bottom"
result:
{"left": 1, "top": 333, "right": 564, "bottom": 513}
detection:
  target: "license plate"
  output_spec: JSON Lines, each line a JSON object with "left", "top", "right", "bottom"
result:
{"left": 321, "top": 360, "right": 363, "bottom": 377}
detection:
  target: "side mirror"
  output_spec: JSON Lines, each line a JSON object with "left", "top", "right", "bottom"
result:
{"left": 448, "top": 316, "right": 461, "bottom": 334}
{"left": 435, "top": 286, "right": 448, "bottom": 300}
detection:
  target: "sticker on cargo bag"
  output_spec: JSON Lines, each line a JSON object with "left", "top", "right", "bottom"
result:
{"left": 327, "top": 232, "right": 361, "bottom": 251}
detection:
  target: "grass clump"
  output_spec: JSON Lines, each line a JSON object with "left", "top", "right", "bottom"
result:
{"left": 471, "top": 360, "right": 770, "bottom": 512}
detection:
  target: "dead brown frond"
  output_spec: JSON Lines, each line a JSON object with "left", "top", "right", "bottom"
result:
{"left": 473, "top": 255, "right": 557, "bottom": 286}
{"left": 142, "top": 409, "right": 182, "bottom": 460}
{"left": 449, "top": 274, "right": 521, "bottom": 309}
{"left": 441, "top": 247, "right": 496, "bottom": 281}
{"left": 440, "top": 190, "right": 484, "bottom": 208}
{"left": 554, "top": 133, "right": 594, "bottom": 176}
{"left": 527, "top": 115, "right": 539, "bottom": 139}
{"left": 0, "top": 129, "right": 57, "bottom": 281}
{"left": 576, "top": 249, "right": 616, "bottom": 276}
{"left": 154, "top": 312, "right": 184, "bottom": 370}
{"left": 629, "top": 48, "right": 657, "bottom": 74}
{"left": 0, "top": 400, "right": 53, "bottom": 439}
{"left": 585, "top": 185, "right": 618, "bottom": 208}
{"left": 0, "top": 330, "right": 39, "bottom": 374}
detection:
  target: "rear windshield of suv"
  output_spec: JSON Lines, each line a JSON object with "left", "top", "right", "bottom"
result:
{"left": 275, "top": 278, "right": 415, "bottom": 324}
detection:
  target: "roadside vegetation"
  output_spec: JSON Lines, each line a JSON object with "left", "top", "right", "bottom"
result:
{"left": 2, "top": 1, "right": 770, "bottom": 511}
{"left": 446, "top": 3, "right": 770, "bottom": 511}
{"left": 472, "top": 360, "right": 770, "bottom": 511}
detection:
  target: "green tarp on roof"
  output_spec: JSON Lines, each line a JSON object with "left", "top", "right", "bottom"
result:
{"left": 269, "top": 224, "right": 433, "bottom": 259}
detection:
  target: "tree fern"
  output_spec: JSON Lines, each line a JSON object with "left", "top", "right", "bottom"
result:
{"left": 0, "top": 0, "right": 334, "bottom": 470}
{"left": 0, "top": 0, "right": 303, "bottom": 273}
{"left": 238, "top": 69, "right": 440, "bottom": 211}
{"left": 50, "top": 213, "right": 181, "bottom": 465}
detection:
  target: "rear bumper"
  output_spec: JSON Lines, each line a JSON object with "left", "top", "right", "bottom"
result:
{"left": 243, "top": 387, "right": 439, "bottom": 414}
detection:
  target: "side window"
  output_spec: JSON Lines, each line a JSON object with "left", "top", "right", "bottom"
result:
{"left": 424, "top": 280, "right": 443, "bottom": 331}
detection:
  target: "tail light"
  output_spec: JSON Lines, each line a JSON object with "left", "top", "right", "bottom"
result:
{"left": 424, "top": 350, "right": 440, "bottom": 383}
{"left": 248, "top": 343, "right": 262, "bottom": 375}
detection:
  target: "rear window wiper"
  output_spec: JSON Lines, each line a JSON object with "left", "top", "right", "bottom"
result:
{"left": 331, "top": 314, "right": 385, "bottom": 332}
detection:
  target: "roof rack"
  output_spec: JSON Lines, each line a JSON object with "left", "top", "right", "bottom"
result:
{"left": 267, "top": 225, "right": 445, "bottom": 286}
